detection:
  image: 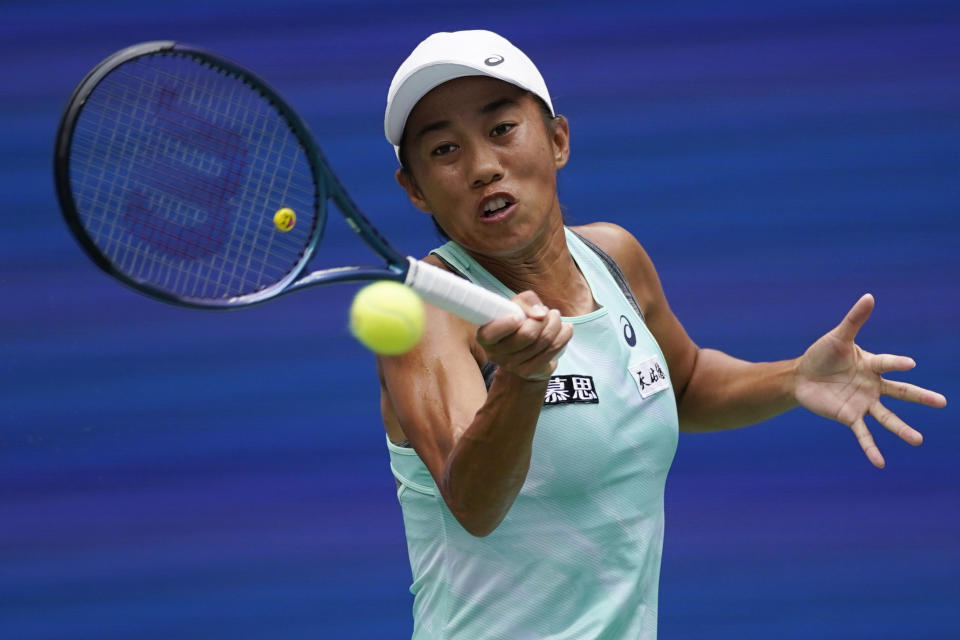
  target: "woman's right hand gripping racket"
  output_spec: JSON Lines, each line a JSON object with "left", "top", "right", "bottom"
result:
{"left": 54, "top": 41, "right": 523, "bottom": 326}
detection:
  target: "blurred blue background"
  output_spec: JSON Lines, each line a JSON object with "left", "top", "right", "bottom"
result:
{"left": 1, "top": 1, "right": 958, "bottom": 638}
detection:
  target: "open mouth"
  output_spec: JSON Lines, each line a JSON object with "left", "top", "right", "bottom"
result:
{"left": 481, "top": 195, "right": 515, "bottom": 218}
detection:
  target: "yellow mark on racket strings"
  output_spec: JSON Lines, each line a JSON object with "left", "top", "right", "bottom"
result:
{"left": 273, "top": 208, "right": 296, "bottom": 232}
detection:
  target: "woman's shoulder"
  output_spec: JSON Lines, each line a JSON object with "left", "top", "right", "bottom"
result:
{"left": 570, "top": 222, "right": 652, "bottom": 269}
{"left": 570, "top": 222, "right": 660, "bottom": 305}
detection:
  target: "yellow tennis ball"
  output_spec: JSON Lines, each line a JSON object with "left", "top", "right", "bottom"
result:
{"left": 273, "top": 207, "right": 296, "bottom": 231}
{"left": 349, "top": 281, "right": 425, "bottom": 356}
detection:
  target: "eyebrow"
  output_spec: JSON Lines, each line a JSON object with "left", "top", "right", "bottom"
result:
{"left": 480, "top": 96, "right": 519, "bottom": 115}
{"left": 412, "top": 96, "right": 520, "bottom": 142}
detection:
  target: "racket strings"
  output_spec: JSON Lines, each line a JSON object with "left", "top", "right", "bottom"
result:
{"left": 69, "top": 51, "right": 319, "bottom": 301}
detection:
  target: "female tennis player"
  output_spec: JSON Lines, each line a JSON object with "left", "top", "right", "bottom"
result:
{"left": 377, "top": 30, "right": 946, "bottom": 640}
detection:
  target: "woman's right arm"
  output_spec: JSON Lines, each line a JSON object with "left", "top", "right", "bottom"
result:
{"left": 379, "top": 286, "right": 571, "bottom": 537}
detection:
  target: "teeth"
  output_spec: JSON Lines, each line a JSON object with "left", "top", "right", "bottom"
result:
{"left": 484, "top": 197, "right": 508, "bottom": 213}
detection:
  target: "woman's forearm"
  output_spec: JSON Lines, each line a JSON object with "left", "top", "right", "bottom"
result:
{"left": 440, "top": 369, "right": 548, "bottom": 537}
{"left": 677, "top": 348, "right": 800, "bottom": 432}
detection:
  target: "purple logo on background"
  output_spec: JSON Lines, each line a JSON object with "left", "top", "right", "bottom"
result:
{"left": 123, "top": 87, "right": 248, "bottom": 261}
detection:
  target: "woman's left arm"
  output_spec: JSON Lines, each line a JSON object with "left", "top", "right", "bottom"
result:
{"left": 577, "top": 223, "right": 947, "bottom": 468}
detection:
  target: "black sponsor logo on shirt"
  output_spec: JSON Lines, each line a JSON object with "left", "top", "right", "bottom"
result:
{"left": 543, "top": 375, "right": 599, "bottom": 405}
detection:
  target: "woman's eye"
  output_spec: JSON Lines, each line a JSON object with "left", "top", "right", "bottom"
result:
{"left": 491, "top": 123, "right": 515, "bottom": 137}
{"left": 431, "top": 143, "right": 457, "bottom": 156}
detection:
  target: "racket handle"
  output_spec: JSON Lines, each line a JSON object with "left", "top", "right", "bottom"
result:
{"left": 404, "top": 258, "right": 525, "bottom": 325}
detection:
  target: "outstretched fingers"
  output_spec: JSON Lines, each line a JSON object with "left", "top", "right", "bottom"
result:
{"left": 869, "top": 352, "right": 915, "bottom": 374}
{"left": 850, "top": 418, "right": 886, "bottom": 469}
{"left": 869, "top": 401, "right": 923, "bottom": 446}
{"left": 834, "top": 293, "right": 875, "bottom": 343}
{"left": 881, "top": 378, "right": 948, "bottom": 408}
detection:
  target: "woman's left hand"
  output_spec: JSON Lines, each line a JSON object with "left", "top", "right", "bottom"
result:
{"left": 794, "top": 294, "right": 947, "bottom": 468}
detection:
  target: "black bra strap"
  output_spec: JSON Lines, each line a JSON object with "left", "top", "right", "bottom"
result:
{"left": 569, "top": 230, "right": 645, "bottom": 322}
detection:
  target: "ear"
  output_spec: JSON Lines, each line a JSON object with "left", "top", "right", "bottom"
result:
{"left": 395, "top": 168, "right": 433, "bottom": 214}
{"left": 550, "top": 115, "right": 570, "bottom": 169}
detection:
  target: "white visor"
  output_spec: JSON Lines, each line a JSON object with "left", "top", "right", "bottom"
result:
{"left": 384, "top": 30, "right": 554, "bottom": 160}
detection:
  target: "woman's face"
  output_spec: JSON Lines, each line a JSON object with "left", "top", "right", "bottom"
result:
{"left": 397, "top": 76, "right": 569, "bottom": 258}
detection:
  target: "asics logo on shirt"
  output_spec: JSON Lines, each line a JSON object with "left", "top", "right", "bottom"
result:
{"left": 620, "top": 315, "right": 636, "bottom": 347}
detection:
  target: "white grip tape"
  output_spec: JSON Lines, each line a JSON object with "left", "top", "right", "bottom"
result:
{"left": 404, "top": 257, "right": 524, "bottom": 326}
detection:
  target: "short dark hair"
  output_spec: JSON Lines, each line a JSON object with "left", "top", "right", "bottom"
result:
{"left": 397, "top": 92, "right": 558, "bottom": 240}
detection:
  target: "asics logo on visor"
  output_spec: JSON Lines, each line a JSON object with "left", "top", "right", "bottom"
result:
{"left": 484, "top": 55, "right": 504, "bottom": 66}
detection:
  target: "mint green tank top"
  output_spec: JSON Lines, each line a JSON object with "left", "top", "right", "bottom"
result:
{"left": 387, "top": 227, "right": 679, "bottom": 639}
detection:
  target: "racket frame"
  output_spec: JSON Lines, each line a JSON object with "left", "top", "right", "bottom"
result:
{"left": 55, "top": 41, "right": 525, "bottom": 324}
{"left": 54, "top": 41, "right": 410, "bottom": 309}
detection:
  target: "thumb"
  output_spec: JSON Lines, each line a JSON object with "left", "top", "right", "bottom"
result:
{"left": 512, "top": 290, "right": 549, "bottom": 320}
{"left": 834, "top": 293, "right": 875, "bottom": 342}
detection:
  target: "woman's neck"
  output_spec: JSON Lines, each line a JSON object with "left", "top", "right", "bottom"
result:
{"left": 467, "top": 222, "right": 598, "bottom": 317}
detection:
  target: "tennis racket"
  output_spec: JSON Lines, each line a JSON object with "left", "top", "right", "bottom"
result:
{"left": 54, "top": 41, "right": 523, "bottom": 325}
